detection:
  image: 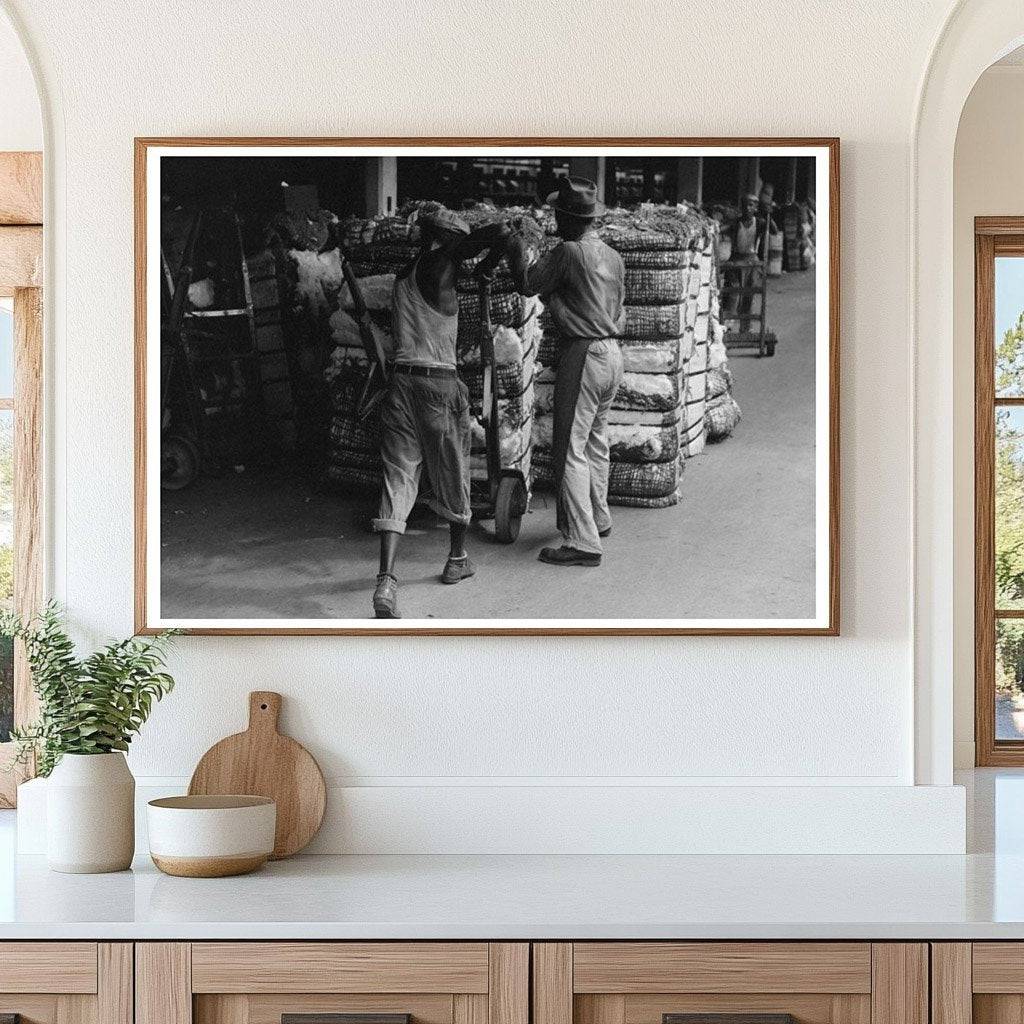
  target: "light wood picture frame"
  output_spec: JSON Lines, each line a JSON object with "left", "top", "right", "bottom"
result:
{"left": 135, "top": 137, "right": 839, "bottom": 636}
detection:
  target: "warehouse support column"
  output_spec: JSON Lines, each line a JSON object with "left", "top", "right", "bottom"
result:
{"left": 786, "top": 156, "right": 798, "bottom": 204}
{"left": 740, "top": 156, "right": 760, "bottom": 201}
{"left": 675, "top": 157, "right": 703, "bottom": 206}
{"left": 365, "top": 157, "right": 398, "bottom": 217}
{"left": 568, "top": 157, "right": 606, "bottom": 202}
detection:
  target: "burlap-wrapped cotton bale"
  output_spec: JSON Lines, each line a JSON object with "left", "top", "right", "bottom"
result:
{"left": 530, "top": 452, "right": 681, "bottom": 509}
{"left": 619, "top": 337, "right": 685, "bottom": 374}
{"left": 621, "top": 304, "right": 688, "bottom": 339}
{"left": 707, "top": 366, "right": 733, "bottom": 400}
{"left": 457, "top": 290, "right": 536, "bottom": 355}
{"left": 533, "top": 415, "right": 677, "bottom": 465}
{"left": 681, "top": 417, "right": 705, "bottom": 458}
{"left": 291, "top": 248, "right": 345, "bottom": 317}
{"left": 615, "top": 371, "right": 681, "bottom": 412}
{"left": 608, "top": 407, "right": 680, "bottom": 427}
{"left": 688, "top": 337, "right": 709, "bottom": 374}
{"left": 709, "top": 339, "right": 728, "bottom": 370}
{"left": 625, "top": 268, "right": 688, "bottom": 305}
{"left": 608, "top": 422, "right": 680, "bottom": 464}
{"left": 607, "top": 459, "right": 679, "bottom": 501}
{"left": 620, "top": 249, "right": 689, "bottom": 269}
{"left": 601, "top": 226, "right": 681, "bottom": 252}
{"left": 699, "top": 249, "right": 716, "bottom": 288}
{"left": 706, "top": 391, "right": 742, "bottom": 441}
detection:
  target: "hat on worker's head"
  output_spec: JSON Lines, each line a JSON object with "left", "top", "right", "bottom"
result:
{"left": 420, "top": 208, "right": 470, "bottom": 236}
{"left": 546, "top": 176, "right": 605, "bottom": 219}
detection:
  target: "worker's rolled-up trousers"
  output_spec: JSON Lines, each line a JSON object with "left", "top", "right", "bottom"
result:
{"left": 373, "top": 372, "right": 472, "bottom": 534}
{"left": 556, "top": 339, "right": 624, "bottom": 555}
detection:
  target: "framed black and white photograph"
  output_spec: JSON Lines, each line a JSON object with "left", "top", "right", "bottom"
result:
{"left": 135, "top": 138, "right": 838, "bottom": 635}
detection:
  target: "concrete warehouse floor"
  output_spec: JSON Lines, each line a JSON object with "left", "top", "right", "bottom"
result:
{"left": 160, "top": 270, "right": 817, "bottom": 622}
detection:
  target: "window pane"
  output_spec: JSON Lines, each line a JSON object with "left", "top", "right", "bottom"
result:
{"left": 0, "top": 409, "right": 12, "bottom": 742}
{"left": 996, "top": 256, "right": 1024, "bottom": 397}
{"left": 0, "top": 300, "right": 12, "bottom": 399}
{"left": 998, "top": 619, "right": 1024, "bottom": 740}
{"left": 997, "top": 407, "right": 1024, "bottom": 609}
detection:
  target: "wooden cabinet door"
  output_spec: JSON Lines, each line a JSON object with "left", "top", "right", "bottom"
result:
{"left": 137, "top": 943, "right": 528, "bottom": 1024}
{"left": 534, "top": 944, "right": 927, "bottom": 1024}
{"left": 934, "top": 943, "right": 1024, "bottom": 1024}
{"left": 0, "top": 942, "right": 132, "bottom": 1024}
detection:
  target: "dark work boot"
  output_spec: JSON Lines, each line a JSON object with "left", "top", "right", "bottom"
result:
{"left": 441, "top": 555, "right": 475, "bottom": 585}
{"left": 538, "top": 546, "right": 601, "bottom": 567}
{"left": 372, "top": 573, "right": 400, "bottom": 618}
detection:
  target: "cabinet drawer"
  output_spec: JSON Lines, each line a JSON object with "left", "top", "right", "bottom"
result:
{"left": 534, "top": 944, "right": 924, "bottom": 1024}
{"left": 572, "top": 944, "right": 872, "bottom": 994}
{"left": 191, "top": 943, "right": 490, "bottom": 993}
{"left": 139, "top": 942, "right": 528, "bottom": 1024}
{"left": 0, "top": 942, "right": 98, "bottom": 993}
{"left": 0, "top": 943, "right": 130, "bottom": 1024}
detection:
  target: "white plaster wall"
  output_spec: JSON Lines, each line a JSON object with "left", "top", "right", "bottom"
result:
{"left": 0, "top": 8, "right": 40, "bottom": 150}
{"left": 952, "top": 64, "right": 1024, "bottom": 768}
{"left": 0, "top": 0, "right": 976, "bottom": 850}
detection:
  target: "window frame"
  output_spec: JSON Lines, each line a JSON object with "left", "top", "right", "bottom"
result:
{"left": 975, "top": 217, "right": 1024, "bottom": 765}
{"left": 0, "top": 151, "right": 43, "bottom": 806}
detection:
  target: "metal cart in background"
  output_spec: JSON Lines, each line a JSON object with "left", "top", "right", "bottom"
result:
{"left": 719, "top": 230, "right": 778, "bottom": 358}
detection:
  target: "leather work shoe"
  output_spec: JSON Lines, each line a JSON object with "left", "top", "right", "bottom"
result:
{"left": 372, "top": 573, "right": 400, "bottom": 618}
{"left": 441, "top": 555, "right": 475, "bottom": 585}
{"left": 598, "top": 526, "right": 612, "bottom": 538}
{"left": 538, "top": 546, "right": 601, "bottom": 567}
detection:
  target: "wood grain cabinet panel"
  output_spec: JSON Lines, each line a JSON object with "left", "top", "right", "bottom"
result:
{"left": 0, "top": 942, "right": 98, "bottom": 994}
{"left": 935, "top": 942, "right": 1024, "bottom": 1024}
{"left": 143, "top": 942, "right": 527, "bottom": 1024}
{"left": 573, "top": 943, "right": 873, "bottom": 994}
{"left": 560, "top": 944, "right": 923, "bottom": 1024}
{"left": 191, "top": 942, "right": 490, "bottom": 993}
{"left": 0, "top": 942, "right": 130, "bottom": 1024}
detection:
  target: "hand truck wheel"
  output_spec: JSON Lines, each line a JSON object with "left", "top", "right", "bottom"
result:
{"left": 494, "top": 475, "right": 527, "bottom": 544}
{"left": 161, "top": 434, "right": 200, "bottom": 491}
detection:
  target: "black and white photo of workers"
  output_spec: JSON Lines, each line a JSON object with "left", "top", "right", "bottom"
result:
{"left": 371, "top": 209, "right": 506, "bottom": 618}
{"left": 507, "top": 178, "right": 625, "bottom": 567}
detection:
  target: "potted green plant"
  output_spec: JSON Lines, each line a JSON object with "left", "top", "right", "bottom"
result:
{"left": 2, "top": 603, "right": 177, "bottom": 873}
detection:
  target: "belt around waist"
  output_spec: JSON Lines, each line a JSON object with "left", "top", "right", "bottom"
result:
{"left": 391, "top": 363, "right": 458, "bottom": 379}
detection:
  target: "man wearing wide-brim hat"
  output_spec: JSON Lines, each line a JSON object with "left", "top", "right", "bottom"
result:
{"left": 507, "top": 176, "right": 625, "bottom": 567}
{"left": 371, "top": 207, "right": 506, "bottom": 618}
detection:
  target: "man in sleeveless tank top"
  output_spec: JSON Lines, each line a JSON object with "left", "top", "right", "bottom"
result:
{"left": 724, "top": 193, "right": 764, "bottom": 330}
{"left": 371, "top": 209, "right": 505, "bottom": 619}
{"left": 507, "top": 177, "right": 625, "bottom": 567}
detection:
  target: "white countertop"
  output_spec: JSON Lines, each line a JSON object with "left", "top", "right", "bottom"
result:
{"left": 1, "top": 849, "right": 1024, "bottom": 940}
{"left": 1, "top": 770, "right": 1022, "bottom": 941}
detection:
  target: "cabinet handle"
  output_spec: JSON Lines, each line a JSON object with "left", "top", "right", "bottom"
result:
{"left": 283, "top": 1016, "right": 411, "bottom": 1024}
{"left": 664, "top": 1016, "right": 796, "bottom": 1024}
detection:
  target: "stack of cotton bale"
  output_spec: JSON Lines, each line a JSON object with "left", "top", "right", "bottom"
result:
{"left": 705, "top": 309, "right": 742, "bottom": 442}
{"left": 532, "top": 205, "right": 721, "bottom": 508}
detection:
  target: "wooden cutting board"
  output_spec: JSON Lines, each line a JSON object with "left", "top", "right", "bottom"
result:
{"left": 188, "top": 691, "right": 326, "bottom": 859}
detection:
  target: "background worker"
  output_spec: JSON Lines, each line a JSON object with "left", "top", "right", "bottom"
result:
{"left": 723, "top": 193, "right": 765, "bottom": 331}
{"left": 506, "top": 177, "right": 625, "bottom": 567}
{"left": 371, "top": 208, "right": 504, "bottom": 618}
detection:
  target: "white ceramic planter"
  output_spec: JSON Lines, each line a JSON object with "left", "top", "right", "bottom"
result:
{"left": 46, "top": 752, "right": 135, "bottom": 873}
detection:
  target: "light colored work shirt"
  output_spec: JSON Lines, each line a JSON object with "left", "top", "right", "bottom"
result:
{"left": 523, "top": 233, "right": 626, "bottom": 340}
{"left": 735, "top": 217, "right": 760, "bottom": 258}
{"left": 390, "top": 258, "right": 459, "bottom": 370}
